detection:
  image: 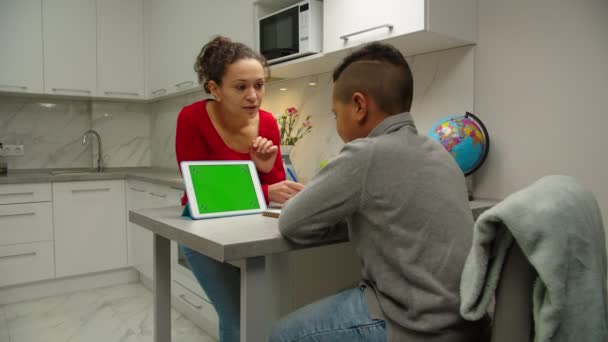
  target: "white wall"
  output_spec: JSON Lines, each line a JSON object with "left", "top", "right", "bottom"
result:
{"left": 473, "top": 0, "right": 608, "bottom": 229}
{"left": 263, "top": 46, "right": 475, "bottom": 183}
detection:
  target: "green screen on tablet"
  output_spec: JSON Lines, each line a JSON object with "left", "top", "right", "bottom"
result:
{"left": 189, "top": 164, "right": 261, "bottom": 214}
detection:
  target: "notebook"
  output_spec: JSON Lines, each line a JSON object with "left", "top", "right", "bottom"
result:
{"left": 180, "top": 160, "right": 267, "bottom": 219}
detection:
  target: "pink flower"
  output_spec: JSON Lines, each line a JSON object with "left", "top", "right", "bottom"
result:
{"left": 303, "top": 120, "right": 312, "bottom": 127}
{"left": 285, "top": 107, "right": 298, "bottom": 116}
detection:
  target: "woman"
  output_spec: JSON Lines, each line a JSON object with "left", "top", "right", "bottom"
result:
{"left": 175, "top": 36, "right": 304, "bottom": 342}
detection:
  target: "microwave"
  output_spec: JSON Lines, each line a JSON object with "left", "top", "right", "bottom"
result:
{"left": 258, "top": 0, "right": 323, "bottom": 65}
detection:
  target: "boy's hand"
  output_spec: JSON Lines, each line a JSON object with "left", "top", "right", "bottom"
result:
{"left": 268, "top": 180, "right": 304, "bottom": 203}
{"left": 249, "top": 136, "right": 278, "bottom": 173}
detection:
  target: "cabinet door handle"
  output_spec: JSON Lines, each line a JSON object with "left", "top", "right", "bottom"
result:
{"left": 51, "top": 88, "right": 91, "bottom": 95}
{"left": 0, "top": 212, "right": 35, "bottom": 219}
{"left": 175, "top": 81, "right": 194, "bottom": 89}
{"left": 340, "top": 23, "right": 394, "bottom": 41}
{"left": 0, "top": 252, "right": 36, "bottom": 260}
{"left": 151, "top": 88, "right": 167, "bottom": 96}
{"left": 178, "top": 294, "right": 203, "bottom": 309}
{"left": 0, "top": 192, "right": 34, "bottom": 197}
{"left": 129, "top": 187, "right": 146, "bottom": 192}
{"left": 0, "top": 84, "right": 27, "bottom": 92}
{"left": 72, "top": 188, "right": 110, "bottom": 194}
{"left": 104, "top": 91, "right": 140, "bottom": 97}
{"left": 149, "top": 192, "right": 167, "bottom": 198}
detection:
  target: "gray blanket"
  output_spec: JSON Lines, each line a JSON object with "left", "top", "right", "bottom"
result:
{"left": 460, "top": 175, "right": 608, "bottom": 341}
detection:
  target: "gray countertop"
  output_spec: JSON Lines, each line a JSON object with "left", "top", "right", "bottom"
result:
{"left": 129, "top": 200, "right": 497, "bottom": 263}
{"left": 0, "top": 167, "right": 184, "bottom": 189}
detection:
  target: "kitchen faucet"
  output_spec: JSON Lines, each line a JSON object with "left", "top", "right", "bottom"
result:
{"left": 82, "top": 130, "right": 103, "bottom": 172}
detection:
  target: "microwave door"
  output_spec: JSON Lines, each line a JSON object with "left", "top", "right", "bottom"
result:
{"left": 260, "top": 6, "right": 299, "bottom": 61}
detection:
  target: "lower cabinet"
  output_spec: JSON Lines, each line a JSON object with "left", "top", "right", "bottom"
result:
{"left": 53, "top": 180, "right": 128, "bottom": 277}
{"left": 0, "top": 183, "right": 55, "bottom": 287}
{"left": 127, "top": 179, "right": 182, "bottom": 280}
{"left": 126, "top": 179, "right": 219, "bottom": 338}
{"left": 0, "top": 242, "right": 55, "bottom": 287}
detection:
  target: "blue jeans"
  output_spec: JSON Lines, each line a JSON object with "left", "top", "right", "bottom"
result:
{"left": 269, "top": 286, "right": 387, "bottom": 342}
{"left": 181, "top": 245, "right": 241, "bottom": 342}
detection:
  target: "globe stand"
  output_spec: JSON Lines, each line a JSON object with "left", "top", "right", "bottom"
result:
{"left": 466, "top": 175, "right": 474, "bottom": 201}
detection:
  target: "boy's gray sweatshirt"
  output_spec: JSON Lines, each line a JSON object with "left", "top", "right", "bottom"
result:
{"left": 279, "top": 113, "right": 488, "bottom": 342}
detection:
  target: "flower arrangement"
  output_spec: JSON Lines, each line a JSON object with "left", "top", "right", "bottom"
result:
{"left": 277, "top": 107, "right": 313, "bottom": 146}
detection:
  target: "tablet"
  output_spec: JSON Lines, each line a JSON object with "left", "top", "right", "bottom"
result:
{"left": 180, "top": 161, "right": 267, "bottom": 219}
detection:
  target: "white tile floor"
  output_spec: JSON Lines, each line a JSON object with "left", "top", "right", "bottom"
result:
{"left": 0, "top": 283, "right": 216, "bottom": 342}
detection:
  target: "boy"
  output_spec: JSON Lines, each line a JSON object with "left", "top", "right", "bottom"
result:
{"left": 269, "top": 42, "right": 488, "bottom": 342}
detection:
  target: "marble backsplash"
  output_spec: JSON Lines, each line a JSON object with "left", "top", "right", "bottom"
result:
{"left": 149, "top": 45, "right": 474, "bottom": 183}
{"left": 0, "top": 96, "right": 151, "bottom": 170}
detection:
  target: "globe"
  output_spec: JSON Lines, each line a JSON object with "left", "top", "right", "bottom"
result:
{"left": 428, "top": 112, "right": 490, "bottom": 176}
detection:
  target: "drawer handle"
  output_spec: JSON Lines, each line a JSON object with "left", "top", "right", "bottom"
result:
{"left": 0, "top": 252, "right": 36, "bottom": 260}
{"left": 72, "top": 188, "right": 110, "bottom": 194}
{"left": 151, "top": 88, "right": 167, "bottom": 96}
{"left": 51, "top": 88, "right": 92, "bottom": 94}
{"left": 0, "top": 192, "right": 34, "bottom": 197}
{"left": 149, "top": 192, "right": 167, "bottom": 198}
{"left": 340, "top": 23, "right": 394, "bottom": 41}
{"left": 175, "top": 81, "right": 194, "bottom": 89}
{"left": 0, "top": 84, "right": 27, "bottom": 92}
{"left": 104, "top": 91, "right": 140, "bottom": 97}
{"left": 0, "top": 212, "right": 35, "bottom": 218}
{"left": 129, "top": 187, "right": 146, "bottom": 192}
{"left": 179, "top": 294, "right": 203, "bottom": 309}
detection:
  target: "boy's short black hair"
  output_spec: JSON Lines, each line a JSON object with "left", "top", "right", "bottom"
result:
{"left": 332, "top": 42, "right": 413, "bottom": 115}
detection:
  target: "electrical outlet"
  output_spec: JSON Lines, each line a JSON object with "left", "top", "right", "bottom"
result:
{"left": 0, "top": 144, "right": 25, "bottom": 156}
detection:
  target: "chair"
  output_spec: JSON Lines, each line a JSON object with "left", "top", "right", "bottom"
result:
{"left": 461, "top": 175, "right": 608, "bottom": 342}
{"left": 490, "top": 239, "right": 536, "bottom": 342}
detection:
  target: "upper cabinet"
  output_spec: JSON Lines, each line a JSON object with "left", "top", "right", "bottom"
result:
{"left": 323, "top": 0, "right": 476, "bottom": 54}
{"left": 0, "top": 0, "right": 44, "bottom": 94}
{"left": 270, "top": 0, "right": 477, "bottom": 79}
{"left": 145, "top": 0, "right": 174, "bottom": 98}
{"left": 97, "top": 0, "right": 145, "bottom": 99}
{"left": 1, "top": 0, "right": 475, "bottom": 99}
{"left": 323, "top": 0, "right": 424, "bottom": 54}
{"left": 146, "top": 0, "right": 254, "bottom": 99}
{"left": 43, "top": 0, "right": 97, "bottom": 97}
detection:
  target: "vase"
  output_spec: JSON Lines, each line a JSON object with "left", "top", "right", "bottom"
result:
{"left": 280, "top": 145, "right": 297, "bottom": 182}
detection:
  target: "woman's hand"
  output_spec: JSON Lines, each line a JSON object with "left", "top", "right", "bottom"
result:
{"left": 268, "top": 180, "right": 304, "bottom": 204}
{"left": 249, "top": 136, "right": 279, "bottom": 173}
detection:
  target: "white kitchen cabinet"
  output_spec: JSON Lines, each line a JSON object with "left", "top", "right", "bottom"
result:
{"left": 0, "top": 0, "right": 44, "bottom": 94}
{"left": 53, "top": 180, "right": 128, "bottom": 277}
{"left": 0, "top": 182, "right": 55, "bottom": 288}
{"left": 145, "top": 0, "right": 255, "bottom": 98}
{"left": 97, "top": 0, "right": 145, "bottom": 99}
{"left": 43, "top": 0, "right": 97, "bottom": 97}
{"left": 323, "top": 0, "right": 476, "bottom": 55}
{"left": 0, "top": 203, "right": 53, "bottom": 245}
{"left": 144, "top": 0, "right": 176, "bottom": 98}
{"left": 0, "top": 183, "right": 52, "bottom": 205}
{"left": 0, "top": 242, "right": 55, "bottom": 287}
{"left": 127, "top": 180, "right": 182, "bottom": 280}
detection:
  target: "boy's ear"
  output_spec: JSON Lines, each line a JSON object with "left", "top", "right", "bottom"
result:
{"left": 352, "top": 92, "right": 368, "bottom": 123}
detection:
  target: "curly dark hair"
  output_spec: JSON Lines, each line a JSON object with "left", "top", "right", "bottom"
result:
{"left": 194, "top": 36, "right": 268, "bottom": 93}
{"left": 332, "top": 42, "right": 413, "bottom": 114}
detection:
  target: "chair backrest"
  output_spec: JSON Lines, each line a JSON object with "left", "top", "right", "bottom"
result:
{"left": 490, "top": 241, "right": 537, "bottom": 342}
